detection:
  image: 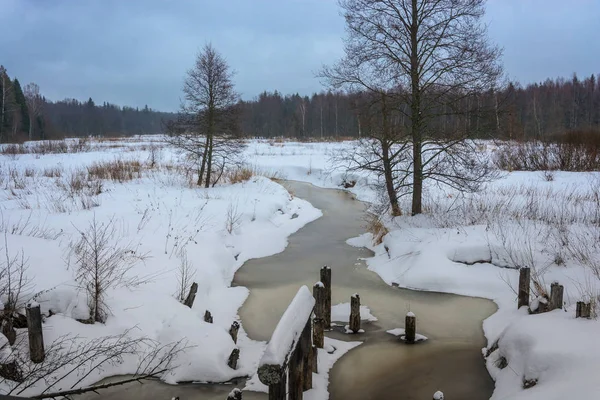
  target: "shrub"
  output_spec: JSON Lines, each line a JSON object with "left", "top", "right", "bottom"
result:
{"left": 87, "top": 159, "right": 143, "bottom": 182}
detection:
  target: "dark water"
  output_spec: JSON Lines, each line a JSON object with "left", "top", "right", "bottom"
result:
{"left": 78, "top": 181, "right": 495, "bottom": 400}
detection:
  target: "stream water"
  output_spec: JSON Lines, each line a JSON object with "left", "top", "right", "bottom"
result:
{"left": 78, "top": 181, "right": 496, "bottom": 400}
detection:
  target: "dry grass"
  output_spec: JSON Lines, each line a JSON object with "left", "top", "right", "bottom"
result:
{"left": 225, "top": 167, "right": 254, "bottom": 184}
{"left": 365, "top": 214, "right": 389, "bottom": 245}
{"left": 87, "top": 159, "right": 144, "bottom": 182}
{"left": 43, "top": 166, "right": 63, "bottom": 178}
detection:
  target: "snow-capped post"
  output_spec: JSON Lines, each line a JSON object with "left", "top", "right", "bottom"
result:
{"left": 258, "top": 286, "right": 315, "bottom": 400}
{"left": 320, "top": 266, "right": 331, "bottom": 328}
{"left": 183, "top": 282, "right": 198, "bottom": 308}
{"left": 228, "top": 348, "right": 240, "bottom": 370}
{"left": 550, "top": 282, "right": 564, "bottom": 310}
{"left": 227, "top": 388, "right": 242, "bottom": 400}
{"left": 405, "top": 312, "right": 416, "bottom": 344}
{"left": 312, "top": 282, "right": 325, "bottom": 348}
{"left": 518, "top": 267, "right": 530, "bottom": 310}
{"left": 26, "top": 302, "right": 45, "bottom": 363}
{"left": 229, "top": 321, "right": 240, "bottom": 344}
{"left": 204, "top": 310, "right": 213, "bottom": 323}
{"left": 433, "top": 390, "right": 444, "bottom": 400}
{"left": 349, "top": 293, "right": 361, "bottom": 333}
{"left": 576, "top": 301, "right": 591, "bottom": 318}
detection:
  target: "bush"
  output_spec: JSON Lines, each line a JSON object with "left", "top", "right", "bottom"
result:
{"left": 493, "top": 129, "right": 600, "bottom": 172}
{"left": 87, "top": 159, "right": 144, "bottom": 182}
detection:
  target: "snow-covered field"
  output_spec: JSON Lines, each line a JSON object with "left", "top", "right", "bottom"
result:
{"left": 1, "top": 136, "right": 599, "bottom": 399}
{"left": 247, "top": 139, "right": 600, "bottom": 400}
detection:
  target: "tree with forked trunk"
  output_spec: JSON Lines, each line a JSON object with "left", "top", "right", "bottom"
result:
{"left": 323, "top": 0, "right": 503, "bottom": 215}
{"left": 166, "top": 44, "right": 245, "bottom": 187}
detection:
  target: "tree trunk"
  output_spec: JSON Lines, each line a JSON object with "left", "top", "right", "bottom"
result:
{"left": 198, "top": 136, "right": 209, "bottom": 186}
{"left": 410, "top": 0, "right": 423, "bottom": 216}
{"left": 205, "top": 133, "right": 214, "bottom": 188}
{"left": 382, "top": 140, "right": 401, "bottom": 216}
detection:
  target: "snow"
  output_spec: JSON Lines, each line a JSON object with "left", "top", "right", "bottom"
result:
{"left": 315, "top": 281, "right": 324, "bottom": 288}
{"left": 3, "top": 137, "right": 600, "bottom": 399}
{"left": 244, "top": 140, "right": 600, "bottom": 400}
{"left": 331, "top": 302, "right": 378, "bottom": 322}
{"left": 433, "top": 391, "right": 444, "bottom": 400}
{"left": 386, "top": 328, "right": 428, "bottom": 342}
{"left": 406, "top": 311, "right": 415, "bottom": 317}
{"left": 258, "top": 285, "right": 315, "bottom": 367}
{"left": 0, "top": 138, "right": 323, "bottom": 395}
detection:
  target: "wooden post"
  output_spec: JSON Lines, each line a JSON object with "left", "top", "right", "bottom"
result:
{"left": 229, "top": 321, "right": 240, "bottom": 344}
{"left": 320, "top": 266, "right": 331, "bottom": 328}
{"left": 405, "top": 312, "right": 416, "bottom": 344}
{"left": 576, "top": 301, "right": 591, "bottom": 318}
{"left": 312, "top": 282, "right": 325, "bottom": 348}
{"left": 1, "top": 319, "right": 16, "bottom": 345}
{"left": 26, "top": 303, "right": 44, "bottom": 363}
{"left": 349, "top": 294, "right": 361, "bottom": 333}
{"left": 227, "top": 388, "right": 242, "bottom": 400}
{"left": 204, "top": 310, "right": 213, "bottom": 323}
{"left": 550, "top": 282, "right": 564, "bottom": 310}
{"left": 433, "top": 391, "right": 444, "bottom": 400}
{"left": 301, "top": 319, "right": 312, "bottom": 391}
{"left": 228, "top": 348, "right": 240, "bottom": 370}
{"left": 518, "top": 267, "right": 530, "bottom": 309}
{"left": 183, "top": 282, "right": 198, "bottom": 308}
{"left": 312, "top": 345, "right": 318, "bottom": 374}
{"left": 269, "top": 372, "right": 286, "bottom": 400}
{"left": 288, "top": 340, "right": 304, "bottom": 400}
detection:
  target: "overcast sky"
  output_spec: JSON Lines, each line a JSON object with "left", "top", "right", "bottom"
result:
{"left": 1, "top": 0, "right": 599, "bottom": 111}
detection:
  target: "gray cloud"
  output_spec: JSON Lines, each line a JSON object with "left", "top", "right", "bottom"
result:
{"left": 1, "top": 0, "right": 598, "bottom": 111}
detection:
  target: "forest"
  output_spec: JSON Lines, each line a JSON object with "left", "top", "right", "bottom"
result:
{"left": 1, "top": 64, "right": 598, "bottom": 143}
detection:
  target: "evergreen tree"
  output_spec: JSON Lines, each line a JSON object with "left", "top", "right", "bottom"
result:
{"left": 12, "top": 78, "right": 30, "bottom": 137}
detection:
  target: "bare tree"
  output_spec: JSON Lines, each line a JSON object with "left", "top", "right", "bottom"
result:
{"left": 68, "top": 216, "right": 149, "bottom": 323}
{"left": 0, "top": 327, "right": 186, "bottom": 398}
{"left": 166, "top": 44, "right": 245, "bottom": 187}
{"left": 324, "top": 0, "right": 502, "bottom": 215}
{"left": 0, "top": 236, "right": 33, "bottom": 345}
{"left": 23, "top": 83, "right": 43, "bottom": 141}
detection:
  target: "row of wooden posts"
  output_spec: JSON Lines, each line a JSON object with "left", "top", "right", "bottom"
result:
{"left": 518, "top": 267, "right": 591, "bottom": 318}
{"left": 254, "top": 266, "right": 433, "bottom": 400}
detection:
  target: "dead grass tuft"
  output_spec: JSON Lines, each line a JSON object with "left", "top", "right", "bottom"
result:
{"left": 365, "top": 214, "right": 389, "bottom": 245}
{"left": 87, "top": 159, "right": 144, "bottom": 182}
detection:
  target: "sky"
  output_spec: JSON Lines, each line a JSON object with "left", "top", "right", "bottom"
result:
{"left": 1, "top": 0, "right": 599, "bottom": 112}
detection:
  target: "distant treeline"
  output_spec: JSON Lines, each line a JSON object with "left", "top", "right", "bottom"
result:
{"left": 238, "top": 74, "right": 600, "bottom": 140}
{"left": 1, "top": 62, "right": 598, "bottom": 142}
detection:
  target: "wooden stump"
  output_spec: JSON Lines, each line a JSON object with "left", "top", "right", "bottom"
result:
{"left": 405, "top": 312, "right": 416, "bottom": 344}
{"left": 313, "top": 317, "right": 324, "bottom": 348}
{"left": 26, "top": 304, "right": 45, "bottom": 363}
{"left": 227, "top": 388, "right": 242, "bottom": 400}
{"left": 312, "top": 345, "right": 318, "bottom": 374}
{"left": 550, "top": 282, "right": 564, "bottom": 310}
{"left": 301, "top": 319, "right": 312, "bottom": 391}
{"left": 518, "top": 267, "right": 531, "bottom": 309}
{"left": 320, "top": 266, "right": 331, "bottom": 328}
{"left": 433, "top": 391, "right": 444, "bottom": 400}
{"left": 228, "top": 348, "right": 240, "bottom": 370}
{"left": 184, "top": 282, "right": 198, "bottom": 308}
{"left": 349, "top": 294, "right": 361, "bottom": 333}
{"left": 1, "top": 318, "right": 16, "bottom": 345}
{"left": 576, "top": 301, "right": 591, "bottom": 318}
{"left": 313, "top": 281, "right": 325, "bottom": 348}
{"left": 0, "top": 360, "right": 22, "bottom": 383}
{"left": 229, "top": 321, "right": 240, "bottom": 344}
{"left": 288, "top": 341, "right": 304, "bottom": 400}
{"left": 268, "top": 372, "right": 286, "bottom": 400}
{"left": 204, "top": 310, "right": 213, "bottom": 323}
